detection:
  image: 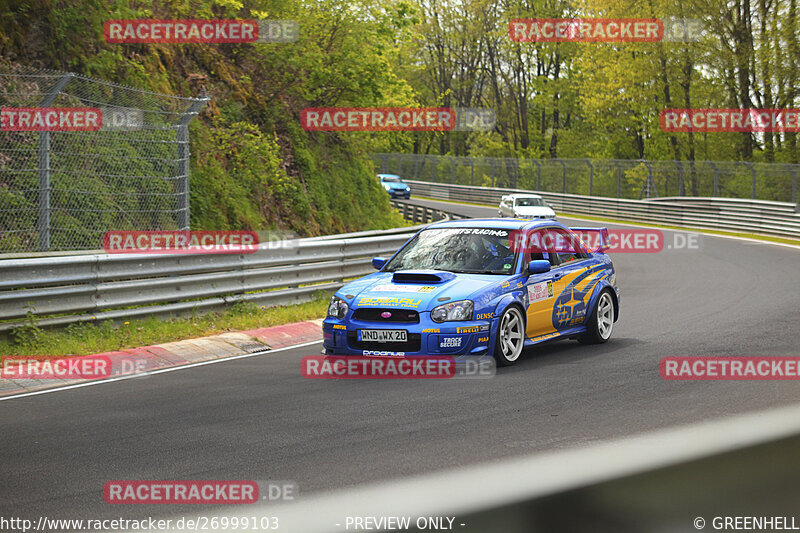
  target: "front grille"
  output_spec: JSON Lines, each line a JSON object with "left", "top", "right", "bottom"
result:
{"left": 347, "top": 332, "right": 422, "bottom": 352}
{"left": 352, "top": 308, "right": 420, "bottom": 323}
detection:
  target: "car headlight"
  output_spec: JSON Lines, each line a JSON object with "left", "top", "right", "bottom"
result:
{"left": 430, "top": 300, "right": 474, "bottom": 323}
{"left": 327, "top": 296, "right": 349, "bottom": 319}
{"left": 384, "top": 185, "right": 392, "bottom": 190}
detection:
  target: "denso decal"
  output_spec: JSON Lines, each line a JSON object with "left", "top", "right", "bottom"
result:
{"left": 476, "top": 312, "right": 494, "bottom": 320}
{"left": 439, "top": 337, "right": 463, "bottom": 348}
{"left": 357, "top": 297, "right": 421, "bottom": 307}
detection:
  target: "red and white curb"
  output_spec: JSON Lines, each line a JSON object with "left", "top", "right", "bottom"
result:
{"left": 0, "top": 319, "right": 324, "bottom": 398}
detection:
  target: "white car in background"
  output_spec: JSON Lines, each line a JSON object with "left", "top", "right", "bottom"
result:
{"left": 498, "top": 194, "right": 557, "bottom": 219}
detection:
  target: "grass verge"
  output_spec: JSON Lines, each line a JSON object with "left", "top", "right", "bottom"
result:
{"left": 0, "top": 293, "right": 329, "bottom": 357}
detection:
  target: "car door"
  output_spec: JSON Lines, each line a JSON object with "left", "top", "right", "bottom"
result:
{"left": 524, "top": 226, "right": 593, "bottom": 338}
{"left": 523, "top": 228, "right": 560, "bottom": 339}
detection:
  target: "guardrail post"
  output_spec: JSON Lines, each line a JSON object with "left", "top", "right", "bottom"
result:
{"left": 709, "top": 161, "right": 719, "bottom": 197}
{"left": 37, "top": 72, "right": 74, "bottom": 251}
{"left": 585, "top": 159, "right": 594, "bottom": 196}
{"left": 177, "top": 96, "right": 210, "bottom": 230}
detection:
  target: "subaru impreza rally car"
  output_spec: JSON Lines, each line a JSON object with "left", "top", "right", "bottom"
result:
{"left": 322, "top": 219, "right": 620, "bottom": 366}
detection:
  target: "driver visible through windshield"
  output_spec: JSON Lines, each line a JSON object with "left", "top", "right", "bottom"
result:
{"left": 384, "top": 228, "right": 517, "bottom": 275}
{"left": 515, "top": 197, "right": 544, "bottom": 207}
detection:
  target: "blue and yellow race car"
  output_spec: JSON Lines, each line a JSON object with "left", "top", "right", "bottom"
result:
{"left": 322, "top": 219, "right": 620, "bottom": 366}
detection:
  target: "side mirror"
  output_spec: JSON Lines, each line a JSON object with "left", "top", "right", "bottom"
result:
{"left": 372, "top": 257, "right": 387, "bottom": 270}
{"left": 528, "top": 259, "right": 551, "bottom": 274}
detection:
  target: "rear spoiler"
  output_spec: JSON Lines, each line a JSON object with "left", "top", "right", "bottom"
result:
{"left": 569, "top": 227, "right": 610, "bottom": 253}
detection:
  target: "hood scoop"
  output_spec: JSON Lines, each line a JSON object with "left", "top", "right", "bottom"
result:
{"left": 391, "top": 270, "right": 455, "bottom": 284}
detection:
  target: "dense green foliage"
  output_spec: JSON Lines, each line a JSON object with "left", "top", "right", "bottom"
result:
{"left": 2, "top": 0, "right": 798, "bottom": 229}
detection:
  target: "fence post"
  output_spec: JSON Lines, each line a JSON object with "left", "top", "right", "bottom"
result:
{"left": 490, "top": 158, "right": 497, "bottom": 187}
{"left": 533, "top": 160, "right": 541, "bottom": 191}
{"left": 585, "top": 159, "right": 594, "bottom": 196}
{"left": 177, "top": 96, "right": 210, "bottom": 231}
{"left": 676, "top": 160, "right": 685, "bottom": 196}
{"left": 380, "top": 153, "right": 388, "bottom": 174}
{"left": 743, "top": 161, "right": 756, "bottom": 199}
{"left": 614, "top": 161, "right": 622, "bottom": 198}
{"left": 558, "top": 159, "right": 566, "bottom": 194}
{"left": 709, "top": 161, "right": 719, "bottom": 197}
{"left": 450, "top": 156, "right": 456, "bottom": 184}
{"left": 37, "top": 72, "right": 74, "bottom": 251}
{"left": 786, "top": 164, "right": 799, "bottom": 212}
{"left": 468, "top": 157, "right": 474, "bottom": 186}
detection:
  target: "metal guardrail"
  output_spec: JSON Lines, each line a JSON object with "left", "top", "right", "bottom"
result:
{"left": 388, "top": 200, "right": 468, "bottom": 224}
{"left": 372, "top": 152, "right": 800, "bottom": 206}
{"left": 0, "top": 228, "right": 423, "bottom": 333}
{"left": 404, "top": 180, "right": 800, "bottom": 239}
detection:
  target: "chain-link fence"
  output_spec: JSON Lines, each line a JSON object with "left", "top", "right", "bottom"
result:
{"left": 0, "top": 67, "right": 209, "bottom": 253}
{"left": 371, "top": 153, "right": 800, "bottom": 207}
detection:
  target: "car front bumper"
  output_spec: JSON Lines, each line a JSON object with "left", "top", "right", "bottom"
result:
{"left": 322, "top": 315, "right": 493, "bottom": 356}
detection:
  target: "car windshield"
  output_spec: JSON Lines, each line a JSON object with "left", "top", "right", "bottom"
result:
{"left": 381, "top": 176, "right": 402, "bottom": 183}
{"left": 384, "top": 228, "right": 517, "bottom": 275}
{"left": 515, "top": 197, "right": 544, "bottom": 207}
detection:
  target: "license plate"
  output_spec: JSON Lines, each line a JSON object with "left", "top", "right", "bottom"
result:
{"left": 358, "top": 329, "right": 407, "bottom": 342}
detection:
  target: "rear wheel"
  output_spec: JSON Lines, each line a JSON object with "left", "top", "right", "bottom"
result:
{"left": 494, "top": 306, "right": 525, "bottom": 366}
{"left": 578, "top": 289, "right": 614, "bottom": 344}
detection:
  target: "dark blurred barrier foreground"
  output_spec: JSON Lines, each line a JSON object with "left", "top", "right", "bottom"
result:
{"left": 179, "top": 402, "right": 800, "bottom": 533}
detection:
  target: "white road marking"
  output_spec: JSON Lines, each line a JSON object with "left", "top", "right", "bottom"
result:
{"left": 0, "top": 340, "right": 322, "bottom": 402}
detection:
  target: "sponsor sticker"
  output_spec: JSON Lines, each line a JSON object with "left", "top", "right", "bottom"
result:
{"left": 527, "top": 281, "right": 553, "bottom": 303}
{"left": 439, "top": 337, "right": 463, "bottom": 348}
{"left": 372, "top": 285, "right": 437, "bottom": 293}
{"left": 357, "top": 297, "right": 421, "bottom": 308}
{"left": 457, "top": 326, "right": 479, "bottom": 334}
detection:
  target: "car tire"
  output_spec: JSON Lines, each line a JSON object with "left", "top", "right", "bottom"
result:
{"left": 577, "top": 289, "right": 615, "bottom": 344}
{"left": 493, "top": 306, "right": 526, "bottom": 366}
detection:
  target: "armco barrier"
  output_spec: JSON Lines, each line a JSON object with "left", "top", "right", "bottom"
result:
{"left": 405, "top": 180, "right": 800, "bottom": 239}
{"left": 389, "top": 200, "right": 468, "bottom": 224}
{"left": 0, "top": 227, "right": 423, "bottom": 333}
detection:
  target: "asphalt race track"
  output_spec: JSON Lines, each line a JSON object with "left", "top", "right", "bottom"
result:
{"left": 2, "top": 198, "right": 800, "bottom": 522}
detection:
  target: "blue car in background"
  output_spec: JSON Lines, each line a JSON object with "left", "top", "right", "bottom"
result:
{"left": 323, "top": 218, "right": 620, "bottom": 366}
{"left": 378, "top": 174, "right": 411, "bottom": 199}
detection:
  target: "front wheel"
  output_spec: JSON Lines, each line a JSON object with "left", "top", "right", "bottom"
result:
{"left": 578, "top": 289, "right": 615, "bottom": 344}
{"left": 494, "top": 306, "right": 525, "bottom": 366}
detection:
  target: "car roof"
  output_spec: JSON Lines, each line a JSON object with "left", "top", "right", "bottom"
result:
{"left": 503, "top": 193, "right": 543, "bottom": 199}
{"left": 377, "top": 174, "right": 403, "bottom": 179}
{"left": 426, "top": 218, "right": 564, "bottom": 232}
